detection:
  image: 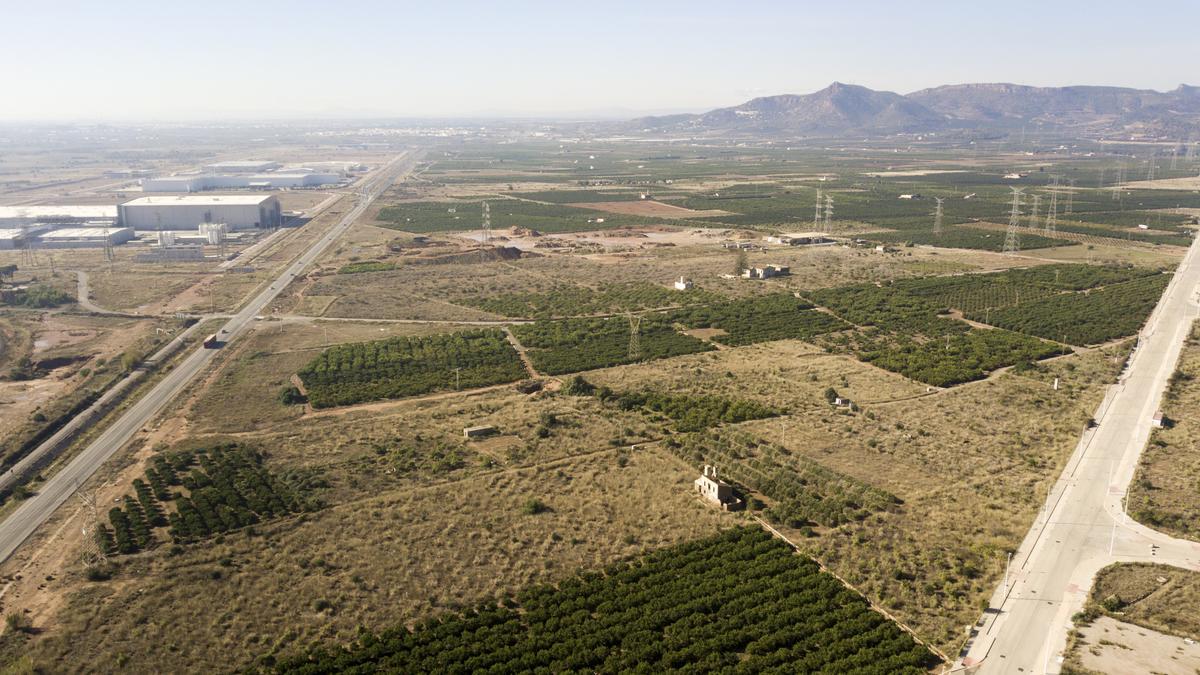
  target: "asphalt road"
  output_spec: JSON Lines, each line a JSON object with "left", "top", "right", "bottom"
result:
{"left": 0, "top": 152, "right": 415, "bottom": 565}
{"left": 964, "top": 235, "right": 1200, "bottom": 674}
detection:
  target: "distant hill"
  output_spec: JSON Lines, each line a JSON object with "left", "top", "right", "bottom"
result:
{"left": 630, "top": 83, "right": 945, "bottom": 135}
{"left": 626, "top": 82, "right": 1200, "bottom": 137}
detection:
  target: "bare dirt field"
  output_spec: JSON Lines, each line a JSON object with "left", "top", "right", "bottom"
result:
{"left": 1076, "top": 616, "right": 1200, "bottom": 675}
{"left": 566, "top": 200, "right": 731, "bottom": 219}
{"left": 1125, "top": 176, "right": 1200, "bottom": 191}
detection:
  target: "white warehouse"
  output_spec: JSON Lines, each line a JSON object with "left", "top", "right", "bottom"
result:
{"left": 118, "top": 195, "right": 281, "bottom": 231}
{"left": 141, "top": 172, "right": 343, "bottom": 193}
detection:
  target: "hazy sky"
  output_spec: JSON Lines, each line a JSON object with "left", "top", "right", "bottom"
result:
{"left": 2, "top": 0, "right": 1198, "bottom": 121}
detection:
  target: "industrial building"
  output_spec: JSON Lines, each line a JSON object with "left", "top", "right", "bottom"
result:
{"left": 141, "top": 170, "right": 344, "bottom": 193}
{"left": 202, "top": 160, "right": 281, "bottom": 173}
{"left": 0, "top": 205, "right": 118, "bottom": 228}
{"left": 37, "top": 228, "right": 135, "bottom": 249}
{"left": 0, "top": 229, "right": 31, "bottom": 250}
{"left": 118, "top": 195, "right": 281, "bottom": 231}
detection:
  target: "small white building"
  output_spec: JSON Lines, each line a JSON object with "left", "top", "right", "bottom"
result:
{"left": 743, "top": 265, "right": 790, "bottom": 280}
{"left": 463, "top": 425, "right": 498, "bottom": 439}
{"left": 1152, "top": 411, "right": 1166, "bottom": 428}
{"left": 898, "top": 194, "right": 921, "bottom": 200}
{"left": 694, "top": 465, "right": 741, "bottom": 510}
{"left": 674, "top": 276, "right": 693, "bottom": 291}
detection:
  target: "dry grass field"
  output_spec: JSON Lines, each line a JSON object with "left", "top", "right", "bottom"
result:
{"left": 1128, "top": 322, "right": 1200, "bottom": 539}
{"left": 8, "top": 447, "right": 731, "bottom": 673}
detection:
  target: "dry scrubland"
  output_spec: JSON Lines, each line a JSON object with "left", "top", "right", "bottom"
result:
{"left": 589, "top": 340, "right": 1129, "bottom": 650}
{"left": 1128, "top": 322, "right": 1200, "bottom": 538}
{"left": 1, "top": 143, "right": 1193, "bottom": 672}
{"left": 10, "top": 448, "right": 730, "bottom": 673}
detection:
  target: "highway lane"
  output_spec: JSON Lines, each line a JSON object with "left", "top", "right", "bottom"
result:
{"left": 0, "top": 151, "right": 416, "bottom": 565}
{"left": 964, "top": 235, "right": 1200, "bottom": 673}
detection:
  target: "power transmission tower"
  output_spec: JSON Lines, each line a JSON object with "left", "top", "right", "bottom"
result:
{"left": 627, "top": 313, "right": 641, "bottom": 359}
{"left": 481, "top": 200, "right": 491, "bottom": 246}
{"left": 823, "top": 194, "right": 833, "bottom": 233}
{"left": 1028, "top": 194, "right": 1040, "bottom": 230}
{"left": 1171, "top": 141, "right": 1180, "bottom": 171}
{"left": 1147, "top": 152, "right": 1157, "bottom": 181}
{"left": 813, "top": 189, "right": 822, "bottom": 229}
{"left": 78, "top": 490, "right": 108, "bottom": 566}
{"left": 933, "top": 197, "right": 945, "bottom": 235}
{"left": 480, "top": 200, "right": 491, "bottom": 264}
{"left": 1046, "top": 178, "right": 1059, "bottom": 235}
{"left": 1003, "top": 187, "right": 1023, "bottom": 255}
{"left": 1065, "top": 179, "right": 1074, "bottom": 214}
{"left": 102, "top": 226, "right": 115, "bottom": 266}
{"left": 1098, "top": 167, "right": 1105, "bottom": 189}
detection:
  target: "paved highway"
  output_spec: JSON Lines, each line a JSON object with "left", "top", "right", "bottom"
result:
{"left": 0, "top": 151, "right": 416, "bottom": 565}
{"left": 963, "top": 234, "right": 1200, "bottom": 673}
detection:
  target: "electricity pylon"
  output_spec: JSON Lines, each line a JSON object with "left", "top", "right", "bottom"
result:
{"left": 1046, "top": 179, "right": 1059, "bottom": 235}
{"left": 1003, "top": 187, "right": 1023, "bottom": 255}
{"left": 813, "top": 189, "right": 822, "bottom": 229}
{"left": 627, "top": 313, "right": 641, "bottom": 359}
{"left": 1028, "top": 194, "right": 1040, "bottom": 230}
{"left": 823, "top": 194, "right": 833, "bottom": 233}
{"left": 933, "top": 197, "right": 945, "bottom": 235}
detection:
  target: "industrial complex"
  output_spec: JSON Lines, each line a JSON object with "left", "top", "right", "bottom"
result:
{"left": 140, "top": 160, "right": 364, "bottom": 193}
{"left": 118, "top": 195, "right": 281, "bottom": 231}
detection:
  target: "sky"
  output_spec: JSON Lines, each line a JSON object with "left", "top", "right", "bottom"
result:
{"left": 1, "top": 0, "right": 1198, "bottom": 121}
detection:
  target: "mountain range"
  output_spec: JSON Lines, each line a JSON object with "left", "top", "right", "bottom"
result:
{"left": 627, "top": 82, "right": 1200, "bottom": 138}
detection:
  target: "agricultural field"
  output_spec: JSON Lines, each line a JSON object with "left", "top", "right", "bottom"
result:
{"left": 273, "top": 528, "right": 939, "bottom": 674}
{"left": 802, "top": 282, "right": 1060, "bottom": 385}
{"left": 668, "top": 431, "right": 900, "bottom": 529}
{"left": 566, "top": 378, "right": 780, "bottom": 432}
{"left": 1128, "top": 322, "right": 1200, "bottom": 538}
{"left": 376, "top": 198, "right": 669, "bottom": 234}
{"left": 966, "top": 273, "right": 1170, "bottom": 346}
{"left": 669, "top": 294, "right": 850, "bottom": 346}
{"left": 871, "top": 226, "right": 1072, "bottom": 252}
{"left": 893, "top": 263, "right": 1162, "bottom": 313}
{"left": 512, "top": 314, "right": 713, "bottom": 375}
{"left": 99, "top": 444, "right": 319, "bottom": 555}
{"left": 296, "top": 329, "right": 528, "bottom": 408}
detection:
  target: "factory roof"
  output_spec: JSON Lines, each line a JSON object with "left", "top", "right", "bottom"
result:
{"left": 121, "top": 195, "right": 276, "bottom": 207}
{"left": 40, "top": 227, "right": 134, "bottom": 239}
{"left": 0, "top": 205, "right": 119, "bottom": 220}
{"left": 204, "top": 160, "right": 280, "bottom": 169}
